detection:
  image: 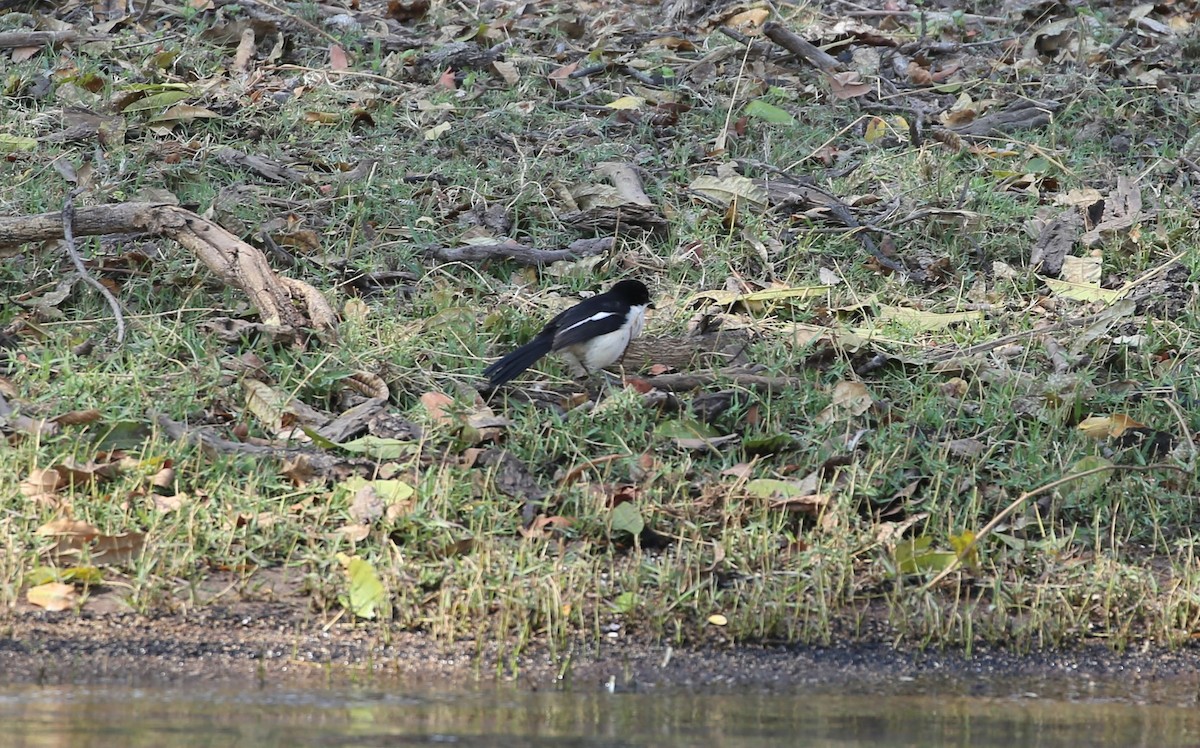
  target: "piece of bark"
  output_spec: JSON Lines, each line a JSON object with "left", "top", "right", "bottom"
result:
{"left": 416, "top": 41, "right": 501, "bottom": 71}
{"left": 622, "top": 330, "right": 752, "bottom": 371}
{"left": 216, "top": 147, "right": 315, "bottom": 185}
{"left": 561, "top": 162, "right": 668, "bottom": 235}
{"left": 1029, "top": 210, "right": 1080, "bottom": 276}
{"left": 429, "top": 237, "right": 612, "bottom": 266}
{"left": 155, "top": 413, "right": 374, "bottom": 477}
{"left": 949, "top": 99, "right": 1060, "bottom": 138}
{"left": 0, "top": 202, "right": 337, "bottom": 337}
{"left": 475, "top": 448, "right": 547, "bottom": 526}
{"left": 0, "top": 31, "right": 90, "bottom": 50}
{"left": 596, "top": 162, "right": 653, "bottom": 206}
{"left": 762, "top": 22, "right": 842, "bottom": 73}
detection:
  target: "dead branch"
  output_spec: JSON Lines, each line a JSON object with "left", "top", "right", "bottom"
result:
{"left": 637, "top": 368, "right": 805, "bottom": 393}
{"left": 0, "top": 202, "right": 337, "bottom": 337}
{"left": 429, "top": 237, "right": 613, "bottom": 266}
{"left": 949, "top": 99, "right": 1060, "bottom": 138}
{"left": 762, "top": 22, "right": 842, "bottom": 73}
{"left": 623, "top": 330, "right": 753, "bottom": 371}
{"left": 62, "top": 193, "right": 126, "bottom": 343}
{"left": 0, "top": 31, "right": 92, "bottom": 49}
{"left": 216, "top": 147, "right": 315, "bottom": 185}
{"left": 154, "top": 413, "right": 371, "bottom": 477}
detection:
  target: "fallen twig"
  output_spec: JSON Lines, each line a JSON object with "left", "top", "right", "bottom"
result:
{"left": 429, "top": 237, "right": 613, "bottom": 266}
{"left": 0, "top": 202, "right": 337, "bottom": 339}
{"left": 761, "top": 21, "right": 842, "bottom": 73}
{"left": 636, "top": 368, "right": 805, "bottom": 393}
{"left": 0, "top": 31, "right": 93, "bottom": 49}
{"left": 61, "top": 192, "right": 126, "bottom": 343}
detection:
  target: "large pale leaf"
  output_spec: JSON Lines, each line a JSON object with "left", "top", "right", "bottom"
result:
{"left": 610, "top": 502, "right": 645, "bottom": 537}
{"left": 336, "top": 552, "right": 387, "bottom": 619}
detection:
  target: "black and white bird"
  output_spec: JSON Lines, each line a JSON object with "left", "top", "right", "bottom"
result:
{"left": 483, "top": 279, "right": 653, "bottom": 388}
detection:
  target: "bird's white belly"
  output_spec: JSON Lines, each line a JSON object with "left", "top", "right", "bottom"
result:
{"left": 562, "top": 305, "right": 646, "bottom": 374}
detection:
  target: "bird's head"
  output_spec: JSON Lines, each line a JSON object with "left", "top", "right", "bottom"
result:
{"left": 611, "top": 279, "right": 653, "bottom": 308}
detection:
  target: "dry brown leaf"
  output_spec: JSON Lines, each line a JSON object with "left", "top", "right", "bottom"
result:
{"left": 493, "top": 60, "right": 520, "bottom": 85}
{"left": 36, "top": 519, "right": 145, "bottom": 565}
{"left": 234, "top": 27, "right": 256, "bottom": 72}
{"left": 769, "top": 493, "right": 830, "bottom": 513}
{"left": 907, "top": 61, "right": 933, "bottom": 85}
{"left": 21, "top": 468, "right": 65, "bottom": 497}
{"left": 329, "top": 44, "right": 349, "bottom": 71}
{"left": 944, "top": 438, "right": 985, "bottom": 458}
{"left": 337, "top": 524, "right": 372, "bottom": 541}
{"left": 350, "top": 485, "right": 385, "bottom": 524}
{"left": 520, "top": 515, "right": 573, "bottom": 540}
{"left": 826, "top": 71, "right": 872, "bottom": 99}
{"left": 724, "top": 8, "right": 770, "bottom": 30}
{"left": 52, "top": 409, "right": 102, "bottom": 426}
{"left": 35, "top": 518, "right": 94, "bottom": 537}
{"left": 27, "top": 582, "right": 77, "bottom": 612}
{"left": 815, "top": 381, "right": 874, "bottom": 425}
{"left": 1060, "top": 254, "right": 1102, "bottom": 286}
{"left": 420, "top": 391, "right": 456, "bottom": 427}
{"left": 153, "top": 493, "right": 186, "bottom": 512}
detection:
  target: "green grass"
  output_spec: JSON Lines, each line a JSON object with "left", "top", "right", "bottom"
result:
{"left": 3, "top": 0, "right": 1200, "bottom": 657}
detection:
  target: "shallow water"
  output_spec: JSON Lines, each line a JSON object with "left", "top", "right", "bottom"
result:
{"left": 2, "top": 682, "right": 1198, "bottom": 747}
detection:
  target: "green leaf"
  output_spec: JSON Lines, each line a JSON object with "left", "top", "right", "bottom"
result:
{"left": 745, "top": 478, "right": 806, "bottom": 498}
{"left": 611, "top": 591, "right": 638, "bottom": 614}
{"left": 0, "top": 134, "right": 37, "bottom": 152}
{"left": 895, "top": 535, "right": 959, "bottom": 575}
{"left": 339, "top": 477, "right": 415, "bottom": 503}
{"left": 744, "top": 99, "right": 795, "bottom": 125}
{"left": 27, "top": 565, "right": 104, "bottom": 586}
{"left": 742, "top": 433, "right": 794, "bottom": 454}
{"left": 94, "top": 420, "right": 151, "bottom": 451}
{"left": 655, "top": 419, "right": 720, "bottom": 441}
{"left": 122, "top": 90, "right": 192, "bottom": 113}
{"left": 1061, "top": 455, "right": 1113, "bottom": 505}
{"left": 335, "top": 436, "right": 415, "bottom": 459}
{"left": 336, "top": 552, "right": 387, "bottom": 620}
{"left": 610, "top": 502, "right": 644, "bottom": 537}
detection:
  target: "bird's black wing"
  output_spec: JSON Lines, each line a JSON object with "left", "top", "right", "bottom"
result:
{"left": 550, "top": 295, "right": 631, "bottom": 350}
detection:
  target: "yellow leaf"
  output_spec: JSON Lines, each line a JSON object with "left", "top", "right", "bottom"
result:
{"left": 1042, "top": 277, "right": 1126, "bottom": 303}
{"left": 864, "top": 116, "right": 888, "bottom": 143}
{"left": 876, "top": 305, "right": 983, "bottom": 332}
{"left": 689, "top": 285, "right": 832, "bottom": 313}
{"left": 147, "top": 104, "right": 220, "bottom": 124}
{"left": 949, "top": 530, "right": 979, "bottom": 569}
{"left": 1078, "top": 413, "right": 1145, "bottom": 438}
{"left": 424, "top": 122, "right": 451, "bottom": 140}
{"left": 605, "top": 95, "right": 645, "bottom": 110}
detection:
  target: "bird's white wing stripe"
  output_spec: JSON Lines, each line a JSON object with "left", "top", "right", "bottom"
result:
{"left": 557, "top": 310, "right": 619, "bottom": 334}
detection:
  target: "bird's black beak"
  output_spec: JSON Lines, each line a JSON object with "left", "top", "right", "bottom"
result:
{"left": 648, "top": 302, "right": 657, "bottom": 310}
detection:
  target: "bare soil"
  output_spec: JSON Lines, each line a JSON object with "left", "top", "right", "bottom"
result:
{"left": 4, "top": 598, "right": 1199, "bottom": 705}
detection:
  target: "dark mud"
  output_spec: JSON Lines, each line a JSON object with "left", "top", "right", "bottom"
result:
{"left": 3, "top": 603, "right": 1199, "bottom": 706}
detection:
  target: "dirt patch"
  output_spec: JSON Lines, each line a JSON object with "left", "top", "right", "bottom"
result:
{"left": 4, "top": 608, "right": 1199, "bottom": 705}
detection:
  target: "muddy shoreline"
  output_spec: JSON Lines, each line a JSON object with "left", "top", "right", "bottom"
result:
{"left": 3, "top": 608, "right": 1198, "bottom": 705}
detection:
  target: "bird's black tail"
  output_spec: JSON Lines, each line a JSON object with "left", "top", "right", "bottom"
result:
{"left": 483, "top": 335, "right": 554, "bottom": 387}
